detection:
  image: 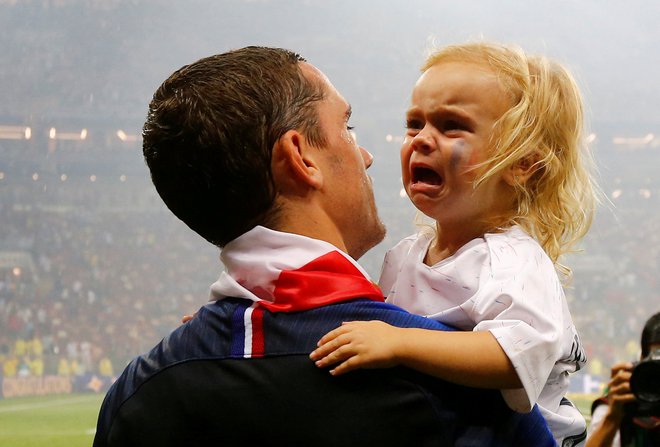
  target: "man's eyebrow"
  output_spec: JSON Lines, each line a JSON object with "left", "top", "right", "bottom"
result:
{"left": 345, "top": 105, "right": 352, "bottom": 121}
{"left": 405, "top": 105, "right": 420, "bottom": 117}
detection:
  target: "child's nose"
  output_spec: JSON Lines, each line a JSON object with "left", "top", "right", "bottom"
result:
{"left": 411, "top": 128, "right": 435, "bottom": 153}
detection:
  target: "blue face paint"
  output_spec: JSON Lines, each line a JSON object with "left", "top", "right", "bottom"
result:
{"left": 449, "top": 139, "right": 470, "bottom": 173}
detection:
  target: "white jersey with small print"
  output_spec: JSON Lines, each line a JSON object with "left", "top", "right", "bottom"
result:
{"left": 379, "top": 226, "right": 587, "bottom": 446}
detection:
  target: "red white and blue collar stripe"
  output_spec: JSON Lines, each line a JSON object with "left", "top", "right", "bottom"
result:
{"left": 210, "top": 226, "right": 384, "bottom": 313}
{"left": 230, "top": 302, "right": 265, "bottom": 358}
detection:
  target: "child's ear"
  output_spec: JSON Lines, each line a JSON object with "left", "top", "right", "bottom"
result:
{"left": 503, "top": 154, "right": 540, "bottom": 186}
{"left": 271, "top": 129, "right": 323, "bottom": 192}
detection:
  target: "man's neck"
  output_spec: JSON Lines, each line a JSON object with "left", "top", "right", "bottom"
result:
{"left": 272, "top": 207, "right": 350, "bottom": 257}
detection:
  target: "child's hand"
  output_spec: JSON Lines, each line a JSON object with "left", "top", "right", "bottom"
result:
{"left": 181, "top": 312, "right": 197, "bottom": 324}
{"left": 309, "top": 321, "right": 403, "bottom": 376}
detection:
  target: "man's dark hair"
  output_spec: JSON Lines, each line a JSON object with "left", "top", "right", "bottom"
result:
{"left": 142, "top": 46, "right": 326, "bottom": 246}
{"left": 641, "top": 311, "right": 660, "bottom": 358}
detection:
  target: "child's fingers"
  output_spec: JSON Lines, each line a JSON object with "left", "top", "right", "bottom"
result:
{"left": 315, "top": 328, "right": 343, "bottom": 347}
{"left": 316, "top": 340, "right": 361, "bottom": 368}
{"left": 181, "top": 311, "right": 199, "bottom": 324}
{"left": 309, "top": 343, "right": 334, "bottom": 362}
{"left": 316, "top": 322, "right": 359, "bottom": 347}
{"left": 330, "top": 356, "right": 363, "bottom": 376}
{"left": 310, "top": 321, "right": 379, "bottom": 369}
{"left": 310, "top": 333, "right": 354, "bottom": 363}
{"left": 315, "top": 348, "right": 351, "bottom": 368}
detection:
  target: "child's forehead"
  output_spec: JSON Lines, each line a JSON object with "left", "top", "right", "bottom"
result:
{"left": 416, "top": 60, "right": 501, "bottom": 89}
{"left": 410, "top": 62, "right": 511, "bottom": 118}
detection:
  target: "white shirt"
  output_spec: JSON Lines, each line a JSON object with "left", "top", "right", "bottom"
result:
{"left": 379, "top": 226, "right": 587, "bottom": 445}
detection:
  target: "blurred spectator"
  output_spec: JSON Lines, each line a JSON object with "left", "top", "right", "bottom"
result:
{"left": 586, "top": 312, "right": 660, "bottom": 446}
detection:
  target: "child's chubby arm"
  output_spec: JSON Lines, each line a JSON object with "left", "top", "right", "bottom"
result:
{"left": 309, "top": 321, "right": 522, "bottom": 389}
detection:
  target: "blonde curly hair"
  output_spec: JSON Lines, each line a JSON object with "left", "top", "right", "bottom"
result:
{"left": 422, "top": 42, "right": 597, "bottom": 276}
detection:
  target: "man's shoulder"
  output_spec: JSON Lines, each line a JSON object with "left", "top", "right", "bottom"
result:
{"left": 103, "top": 297, "right": 452, "bottom": 382}
{"left": 96, "top": 298, "right": 453, "bottom": 417}
{"left": 314, "top": 299, "right": 455, "bottom": 331}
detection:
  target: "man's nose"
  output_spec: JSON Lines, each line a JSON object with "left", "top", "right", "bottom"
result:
{"left": 360, "top": 146, "right": 373, "bottom": 168}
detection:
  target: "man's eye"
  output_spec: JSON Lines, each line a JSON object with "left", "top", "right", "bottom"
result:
{"left": 405, "top": 119, "right": 423, "bottom": 130}
{"left": 346, "top": 125, "right": 355, "bottom": 131}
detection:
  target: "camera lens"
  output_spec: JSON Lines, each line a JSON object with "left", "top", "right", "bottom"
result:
{"left": 630, "top": 359, "right": 660, "bottom": 403}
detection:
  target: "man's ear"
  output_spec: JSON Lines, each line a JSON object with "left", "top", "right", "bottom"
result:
{"left": 271, "top": 129, "right": 323, "bottom": 191}
{"left": 503, "top": 153, "right": 540, "bottom": 186}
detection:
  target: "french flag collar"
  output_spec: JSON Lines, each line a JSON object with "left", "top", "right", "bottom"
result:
{"left": 210, "top": 226, "right": 384, "bottom": 312}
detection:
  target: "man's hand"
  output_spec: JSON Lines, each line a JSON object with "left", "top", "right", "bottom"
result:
{"left": 309, "top": 321, "right": 404, "bottom": 375}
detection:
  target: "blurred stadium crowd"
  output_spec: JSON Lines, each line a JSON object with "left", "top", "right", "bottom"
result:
{"left": 2, "top": 129, "right": 659, "bottom": 386}
{"left": 1, "top": 0, "right": 660, "bottom": 389}
{"left": 1, "top": 172, "right": 220, "bottom": 380}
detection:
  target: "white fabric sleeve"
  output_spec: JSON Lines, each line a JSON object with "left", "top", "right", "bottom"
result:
{"left": 469, "top": 237, "right": 566, "bottom": 412}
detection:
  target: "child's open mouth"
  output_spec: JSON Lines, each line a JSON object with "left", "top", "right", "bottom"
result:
{"left": 412, "top": 166, "right": 443, "bottom": 187}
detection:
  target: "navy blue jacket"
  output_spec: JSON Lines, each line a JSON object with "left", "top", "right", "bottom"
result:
{"left": 94, "top": 298, "right": 556, "bottom": 446}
